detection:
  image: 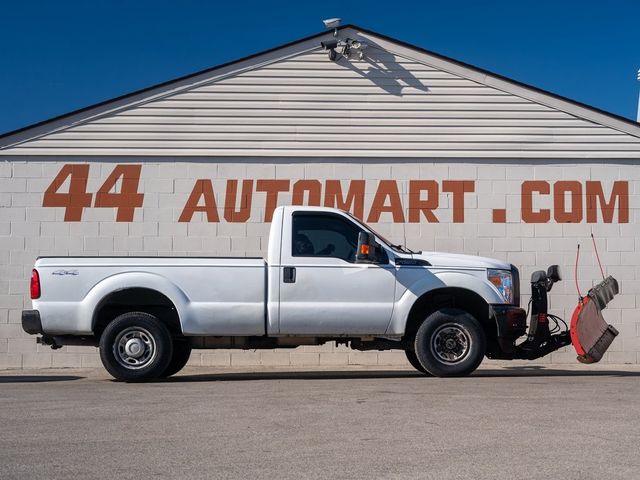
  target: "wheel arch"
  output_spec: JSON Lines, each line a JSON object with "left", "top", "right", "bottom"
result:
{"left": 388, "top": 270, "right": 504, "bottom": 337}
{"left": 402, "top": 287, "right": 496, "bottom": 347}
{"left": 78, "top": 272, "right": 190, "bottom": 336}
{"left": 92, "top": 287, "right": 183, "bottom": 338}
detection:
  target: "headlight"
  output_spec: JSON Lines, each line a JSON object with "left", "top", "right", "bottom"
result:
{"left": 487, "top": 269, "right": 514, "bottom": 304}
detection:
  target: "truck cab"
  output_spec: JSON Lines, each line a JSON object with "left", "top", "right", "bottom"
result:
{"left": 270, "top": 206, "right": 523, "bottom": 354}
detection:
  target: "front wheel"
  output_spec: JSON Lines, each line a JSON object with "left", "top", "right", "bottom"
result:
{"left": 414, "top": 308, "right": 486, "bottom": 377}
{"left": 404, "top": 349, "right": 431, "bottom": 375}
{"left": 99, "top": 312, "right": 173, "bottom": 382}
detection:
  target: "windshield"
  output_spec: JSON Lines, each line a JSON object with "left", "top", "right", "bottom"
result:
{"left": 343, "top": 212, "right": 407, "bottom": 254}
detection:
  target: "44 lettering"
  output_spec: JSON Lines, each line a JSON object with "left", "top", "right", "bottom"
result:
{"left": 43, "top": 164, "right": 144, "bottom": 221}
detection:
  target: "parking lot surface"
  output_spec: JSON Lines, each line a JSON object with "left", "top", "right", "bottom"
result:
{"left": 1, "top": 364, "right": 639, "bottom": 480}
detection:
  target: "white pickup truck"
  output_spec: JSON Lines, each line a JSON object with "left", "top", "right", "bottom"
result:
{"left": 23, "top": 205, "right": 534, "bottom": 381}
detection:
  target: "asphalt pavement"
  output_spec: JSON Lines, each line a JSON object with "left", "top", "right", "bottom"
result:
{"left": 1, "top": 364, "right": 639, "bottom": 480}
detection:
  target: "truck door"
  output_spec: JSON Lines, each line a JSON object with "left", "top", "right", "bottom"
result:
{"left": 277, "top": 211, "right": 396, "bottom": 335}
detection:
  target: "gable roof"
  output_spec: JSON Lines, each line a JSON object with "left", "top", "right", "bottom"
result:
{"left": 1, "top": 24, "right": 639, "bottom": 158}
{"left": 0, "top": 27, "right": 331, "bottom": 149}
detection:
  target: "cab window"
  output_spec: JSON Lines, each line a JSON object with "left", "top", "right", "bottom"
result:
{"left": 292, "top": 213, "right": 360, "bottom": 263}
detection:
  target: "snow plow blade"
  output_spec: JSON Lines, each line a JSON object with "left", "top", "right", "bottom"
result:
{"left": 570, "top": 276, "right": 619, "bottom": 364}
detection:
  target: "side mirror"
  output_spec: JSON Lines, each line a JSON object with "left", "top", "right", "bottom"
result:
{"left": 547, "top": 265, "right": 561, "bottom": 283}
{"left": 356, "top": 231, "right": 376, "bottom": 263}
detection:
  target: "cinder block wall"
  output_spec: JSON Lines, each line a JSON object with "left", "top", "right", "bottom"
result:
{"left": 1, "top": 159, "right": 638, "bottom": 369}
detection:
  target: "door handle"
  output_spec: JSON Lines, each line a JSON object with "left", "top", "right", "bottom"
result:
{"left": 283, "top": 266, "right": 296, "bottom": 283}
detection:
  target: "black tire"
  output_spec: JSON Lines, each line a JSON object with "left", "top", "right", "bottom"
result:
{"left": 414, "top": 308, "right": 486, "bottom": 377}
{"left": 404, "top": 349, "right": 431, "bottom": 375}
{"left": 99, "top": 312, "right": 173, "bottom": 382}
{"left": 160, "top": 339, "right": 192, "bottom": 378}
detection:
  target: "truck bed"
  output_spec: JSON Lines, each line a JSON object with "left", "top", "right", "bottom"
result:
{"left": 34, "top": 256, "right": 267, "bottom": 336}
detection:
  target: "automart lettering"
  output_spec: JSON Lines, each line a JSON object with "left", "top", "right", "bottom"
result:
{"left": 42, "top": 164, "right": 630, "bottom": 224}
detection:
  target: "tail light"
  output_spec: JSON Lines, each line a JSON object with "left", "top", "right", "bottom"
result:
{"left": 30, "top": 269, "right": 41, "bottom": 299}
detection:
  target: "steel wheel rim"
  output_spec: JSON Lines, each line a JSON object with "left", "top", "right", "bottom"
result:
{"left": 430, "top": 323, "right": 471, "bottom": 364}
{"left": 113, "top": 326, "right": 157, "bottom": 370}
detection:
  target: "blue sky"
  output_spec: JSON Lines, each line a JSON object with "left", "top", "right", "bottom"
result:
{"left": 1, "top": 0, "right": 639, "bottom": 135}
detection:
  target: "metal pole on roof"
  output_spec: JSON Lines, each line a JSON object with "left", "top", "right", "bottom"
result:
{"left": 637, "top": 69, "right": 640, "bottom": 122}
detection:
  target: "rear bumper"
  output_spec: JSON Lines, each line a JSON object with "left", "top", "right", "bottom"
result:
{"left": 23, "top": 309, "right": 98, "bottom": 348}
{"left": 22, "top": 310, "right": 43, "bottom": 335}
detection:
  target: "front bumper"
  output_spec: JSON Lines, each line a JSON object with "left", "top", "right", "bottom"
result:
{"left": 22, "top": 310, "right": 43, "bottom": 335}
{"left": 492, "top": 304, "right": 527, "bottom": 338}
{"left": 489, "top": 304, "right": 527, "bottom": 359}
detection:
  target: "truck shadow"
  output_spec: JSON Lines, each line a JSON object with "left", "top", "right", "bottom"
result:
{"left": 163, "top": 367, "right": 640, "bottom": 383}
{"left": 164, "top": 370, "right": 421, "bottom": 382}
{"left": 475, "top": 367, "right": 640, "bottom": 378}
{"left": 0, "top": 375, "right": 83, "bottom": 383}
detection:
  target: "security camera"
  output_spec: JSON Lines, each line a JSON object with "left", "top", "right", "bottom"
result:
{"left": 320, "top": 39, "right": 339, "bottom": 50}
{"left": 347, "top": 39, "right": 367, "bottom": 60}
{"left": 322, "top": 18, "right": 341, "bottom": 29}
{"left": 320, "top": 38, "right": 341, "bottom": 62}
{"left": 350, "top": 40, "right": 367, "bottom": 50}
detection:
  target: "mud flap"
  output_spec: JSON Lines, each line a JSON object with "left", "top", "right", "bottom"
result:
{"left": 570, "top": 276, "right": 619, "bottom": 364}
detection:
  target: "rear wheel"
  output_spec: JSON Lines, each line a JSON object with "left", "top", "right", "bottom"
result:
{"left": 414, "top": 308, "right": 486, "bottom": 377}
{"left": 160, "top": 339, "right": 192, "bottom": 378}
{"left": 99, "top": 312, "right": 173, "bottom": 382}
